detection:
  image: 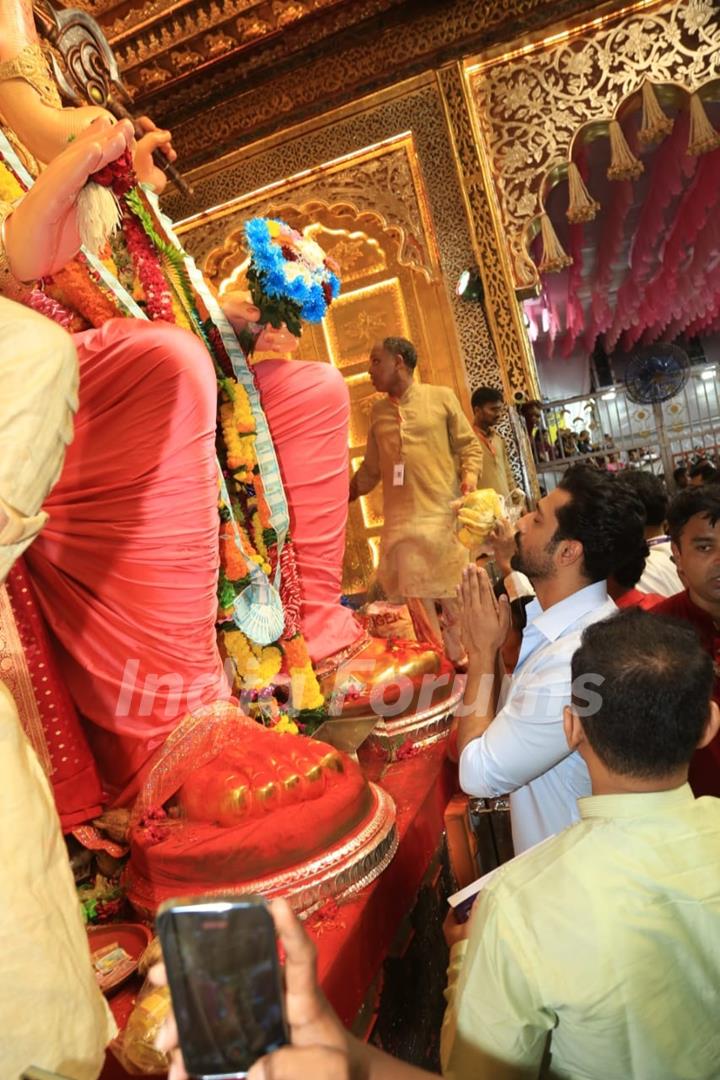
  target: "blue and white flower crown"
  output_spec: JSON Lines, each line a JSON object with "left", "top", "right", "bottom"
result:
{"left": 244, "top": 217, "right": 341, "bottom": 330}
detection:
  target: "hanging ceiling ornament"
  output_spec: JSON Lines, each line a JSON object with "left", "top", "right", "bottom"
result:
{"left": 687, "top": 92, "right": 720, "bottom": 156}
{"left": 638, "top": 80, "right": 674, "bottom": 147}
{"left": 566, "top": 161, "right": 600, "bottom": 224}
{"left": 607, "top": 119, "right": 644, "bottom": 181}
{"left": 538, "top": 211, "right": 573, "bottom": 274}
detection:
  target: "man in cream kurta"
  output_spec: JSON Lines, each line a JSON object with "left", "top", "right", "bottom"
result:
{"left": 350, "top": 337, "right": 481, "bottom": 660}
{"left": 1, "top": 298, "right": 115, "bottom": 1078}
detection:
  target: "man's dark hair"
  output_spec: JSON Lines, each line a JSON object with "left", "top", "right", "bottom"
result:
{"left": 667, "top": 486, "right": 720, "bottom": 545}
{"left": 471, "top": 386, "right": 504, "bottom": 410}
{"left": 611, "top": 540, "right": 650, "bottom": 590}
{"left": 555, "top": 465, "right": 646, "bottom": 583}
{"left": 688, "top": 460, "right": 719, "bottom": 484}
{"left": 571, "top": 608, "right": 713, "bottom": 778}
{"left": 616, "top": 470, "right": 668, "bottom": 527}
{"left": 673, "top": 465, "right": 687, "bottom": 484}
{"left": 383, "top": 336, "right": 417, "bottom": 371}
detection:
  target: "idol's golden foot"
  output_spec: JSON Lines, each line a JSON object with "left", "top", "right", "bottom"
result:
{"left": 177, "top": 730, "right": 354, "bottom": 828}
{"left": 319, "top": 636, "right": 456, "bottom": 721}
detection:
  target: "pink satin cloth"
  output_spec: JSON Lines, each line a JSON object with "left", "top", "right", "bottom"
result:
{"left": 24, "top": 319, "right": 230, "bottom": 805}
{"left": 254, "top": 359, "right": 361, "bottom": 663}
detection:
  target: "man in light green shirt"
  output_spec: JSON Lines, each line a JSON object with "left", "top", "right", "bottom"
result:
{"left": 441, "top": 604, "right": 720, "bottom": 1080}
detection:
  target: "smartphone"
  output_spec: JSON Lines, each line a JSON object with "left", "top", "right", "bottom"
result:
{"left": 156, "top": 894, "right": 289, "bottom": 1079}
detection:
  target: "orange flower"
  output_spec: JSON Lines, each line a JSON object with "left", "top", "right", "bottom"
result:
{"left": 219, "top": 522, "right": 249, "bottom": 582}
{"left": 254, "top": 472, "right": 272, "bottom": 530}
{"left": 48, "top": 259, "right": 122, "bottom": 328}
{"left": 282, "top": 635, "right": 311, "bottom": 670}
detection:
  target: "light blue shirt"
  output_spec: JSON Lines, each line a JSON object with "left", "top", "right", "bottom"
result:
{"left": 459, "top": 581, "right": 617, "bottom": 853}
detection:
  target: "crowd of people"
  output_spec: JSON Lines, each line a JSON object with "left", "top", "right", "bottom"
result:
{"left": 155, "top": 457, "right": 720, "bottom": 1079}
{"left": 5, "top": 317, "right": 720, "bottom": 1077}
{"left": 0, "top": 22, "right": 718, "bottom": 1076}
{"left": 142, "top": 343, "right": 719, "bottom": 1079}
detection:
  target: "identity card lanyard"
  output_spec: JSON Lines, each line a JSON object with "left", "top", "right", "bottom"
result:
{"left": 391, "top": 397, "right": 405, "bottom": 486}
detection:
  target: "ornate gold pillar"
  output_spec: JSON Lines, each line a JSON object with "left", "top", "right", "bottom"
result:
{"left": 436, "top": 61, "right": 540, "bottom": 402}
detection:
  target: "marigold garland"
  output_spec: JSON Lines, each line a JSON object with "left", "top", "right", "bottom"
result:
{"left": 219, "top": 520, "right": 250, "bottom": 583}
{"left": 221, "top": 379, "right": 255, "bottom": 434}
{"left": 289, "top": 662, "right": 326, "bottom": 713}
{"left": 46, "top": 257, "right": 122, "bottom": 328}
{"left": 282, "top": 635, "right": 312, "bottom": 670}
{"left": 223, "top": 629, "right": 282, "bottom": 691}
{"left": 283, "top": 633, "right": 325, "bottom": 718}
{"left": 273, "top": 713, "right": 299, "bottom": 735}
{"left": 0, "top": 163, "right": 24, "bottom": 202}
{"left": 219, "top": 402, "right": 257, "bottom": 473}
{"left": 253, "top": 472, "right": 272, "bottom": 531}
{"left": 251, "top": 510, "right": 268, "bottom": 563}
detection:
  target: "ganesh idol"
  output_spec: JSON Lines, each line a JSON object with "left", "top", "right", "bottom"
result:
{"left": 0, "top": 5, "right": 458, "bottom": 914}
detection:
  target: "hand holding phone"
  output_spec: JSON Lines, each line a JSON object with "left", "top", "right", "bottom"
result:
{"left": 157, "top": 895, "right": 289, "bottom": 1079}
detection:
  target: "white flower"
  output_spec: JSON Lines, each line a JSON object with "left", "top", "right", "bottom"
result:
{"left": 285, "top": 263, "right": 314, "bottom": 285}
{"left": 298, "top": 238, "right": 327, "bottom": 269}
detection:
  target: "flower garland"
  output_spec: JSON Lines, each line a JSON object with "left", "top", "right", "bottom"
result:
{"left": 26, "top": 289, "right": 75, "bottom": 329}
{"left": 215, "top": 391, "right": 324, "bottom": 715}
{"left": 0, "top": 161, "right": 24, "bottom": 201}
{"left": 278, "top": 542, "right": 302, "bottom": 639}
{"left": 45, "top": 255, "right": 124, "bottom": 328}
{"left": 283, "top": 634, "right": 326, "bottom": 715}
{"left": 3, "top": 142, "right": 329, "bottom": 727}
{"left": 244, "top": 218, "right": 341, "bottom": 335}
{"left": 122, "top": 209, "right": 176, "bottom": 323}
{"left": 223, "top": 629, "right": 283, "bottom": 691}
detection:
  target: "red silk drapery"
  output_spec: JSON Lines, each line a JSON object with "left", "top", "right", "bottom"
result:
{"left": 528, "top": 94, "right": 720, "bottom": 365}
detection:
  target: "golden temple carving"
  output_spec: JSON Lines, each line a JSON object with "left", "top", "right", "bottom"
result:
{"left": 185, "top": 138, "right": 440, "bottom": 285}
{"left": 162, "top": 0, "right": 607, "bottom": 165}
{"left": 178, "top": 134, "right": 480, "bottom": 589}
{"left": 168, "top": 78, "right": 501, "bottom": 425}
{"left": 437, "top": 62, "right": 539, "bottom": 400}
{"left": 467, "top": 0, "right": 720, "bottom": 290}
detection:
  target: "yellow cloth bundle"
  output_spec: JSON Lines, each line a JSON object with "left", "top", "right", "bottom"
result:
{"left": 456, "top": 488, "right": 504, "bottom": 549}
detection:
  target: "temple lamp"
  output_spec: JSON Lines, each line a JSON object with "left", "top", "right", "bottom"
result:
{"left": 456, "top": 268, "right": 485, "bottom": 302}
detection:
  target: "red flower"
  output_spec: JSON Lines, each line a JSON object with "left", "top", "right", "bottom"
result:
{"left": 123, "top": 208, "right": 175, "bottom": 323}
{"left": 395, "top": 739, "right": 419, "bottom": 761}
{"left": 90, "top": 149, "right": 135, "bottom": 196}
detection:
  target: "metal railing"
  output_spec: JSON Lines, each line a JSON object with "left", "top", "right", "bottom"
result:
{"left": 527, "top": 373, "right": 720, "bottom": 491}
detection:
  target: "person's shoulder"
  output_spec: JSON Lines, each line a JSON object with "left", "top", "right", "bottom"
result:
{"left": 653, "top": 589, "right": 690, "bottom": 616}
{"left": 428, "top": 384, "right": 461, "bottom": 408}
{"left": 483, "top": 824, "right": 592, "bottom": 904}
{"left": 369, "top": 395, "right": 390, "bottom": 418}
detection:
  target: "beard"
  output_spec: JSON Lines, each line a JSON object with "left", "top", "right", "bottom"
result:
{"left": 512, "top": 535, "right": 558, "bottom": 583}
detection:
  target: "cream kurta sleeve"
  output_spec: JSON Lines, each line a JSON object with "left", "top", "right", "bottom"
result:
{"left": 0, "top": 295, "right": 78, "bottom": 580}
{"left": 0, "top": 682, "right": 116, "bottom": 1078}
{"left": 446, "top": 393, "right": 482, "bottom": 483}
{"left": 350, "top": 415, "right": 382, "bottom": 498}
